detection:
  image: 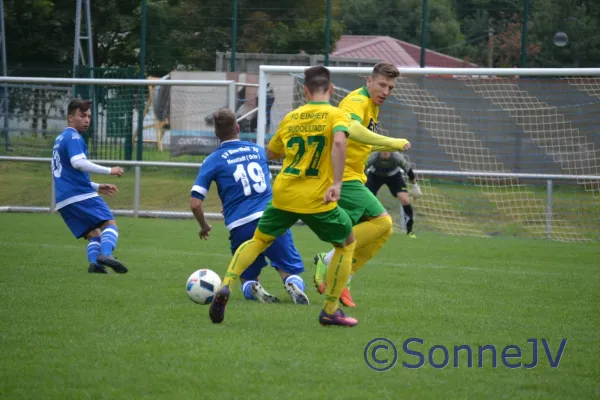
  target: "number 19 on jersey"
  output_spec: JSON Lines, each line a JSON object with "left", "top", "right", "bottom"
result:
{"left": 233, "top": 162, "right": 267, "bottom": 196}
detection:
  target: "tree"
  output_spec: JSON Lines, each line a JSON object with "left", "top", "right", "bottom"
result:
{"left": 495, "top": 17, "right": 541, "bottom": 67}
{"left": 341, "top": 0, "right": 466, "bottom": 58}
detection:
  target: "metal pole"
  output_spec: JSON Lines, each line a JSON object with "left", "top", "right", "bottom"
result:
{"left": 487, "top": 25, "right": 494, "bottom": 68}
{"left": 227, "top": 81, "right": 236, "bottom": 111}
{"left": 51, "top": 170, "right": 56, "bottom": 212}
{"left": 546, "top": 179, "right": 553, "bottom": 237}
{"left": 324, "top": 0, "right": 331, "bottom": 66}
{"left": 134, "top": 166, "right": 141, "bottom": 217}
{"left": 136, "top": 0, "right": 148, "bottom": 161}
{"left": 85, "top": 0, "right": 94, "bottom": 77}
{"left": 0, "top": 0, "right": 9, "bottom": 151}
{"left": 230, "top": 0, "right": 238, "bottom": 72}
{"left": 256, "top": 68, "right": 267, "bottom": 148}
{"left": 84, "top": 0, "right": 98, "bottom": 157}
{"left": 73, "top": 0, "right": 82, "bottom": 78}
{"left": 420, "top": 0, "right": 429, "bottom": 67}
{"left": 520, "top": 0, "right": 530, "bottom": 68}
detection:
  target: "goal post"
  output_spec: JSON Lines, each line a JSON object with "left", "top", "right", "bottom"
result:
{"left": 257, "top": 66, "right": 600, "bottom": 242}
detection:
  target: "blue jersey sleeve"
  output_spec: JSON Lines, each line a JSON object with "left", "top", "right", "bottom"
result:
{"left": 191, "top": 157, "right": 216, "bottom": 200}
{"left": 65, "top": 134, "right": 88, "bottom": 165}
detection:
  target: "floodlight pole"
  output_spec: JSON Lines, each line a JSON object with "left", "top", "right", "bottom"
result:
{"left": 519, "top": 0, "right": 530, "bottom": 67}
{"left": 231, "top": 0, "right": 238, "bottom": 72}
{"left": 137, "top": 0, "right": 148, "bottom": 161}
{"left": 419, "top": 0, "right": 429, "bottom": 67}
{"left": 0, "top": 0, "right": 9, "bottom": 151}
{"left": 325, "top": 0, "right": 331, "bottom": 66}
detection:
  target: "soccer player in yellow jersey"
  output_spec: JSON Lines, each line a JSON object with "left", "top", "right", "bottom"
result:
{"left": 209, "top": 65, "right": 359, "bottom": 327}
{"left": 314, "top": 62, "right": 409, "bottom": 307}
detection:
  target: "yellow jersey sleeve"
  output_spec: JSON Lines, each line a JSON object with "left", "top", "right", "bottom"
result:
{"left": 268, "top": 117, "right": 287, "bottom": 154}
{"left": 340, "top": 94, "right": 368, "bottom": 124}
{"left": 338, "top": 87, "right": 377, "bottom": 184}
{"left": 332, "top": 109, "right": 352, "bottom": 134}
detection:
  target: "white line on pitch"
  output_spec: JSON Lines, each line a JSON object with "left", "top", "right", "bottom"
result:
{"left": 0, "top": 241, "right": 560, "bottom": 276}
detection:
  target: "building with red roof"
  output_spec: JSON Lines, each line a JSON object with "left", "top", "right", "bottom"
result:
{"left": 332, "top": 35, "right": 478, "bottom": 68}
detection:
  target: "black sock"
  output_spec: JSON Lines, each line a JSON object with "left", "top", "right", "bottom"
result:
{"left": 402, "top": 204, "right": 414, "bottom": 234}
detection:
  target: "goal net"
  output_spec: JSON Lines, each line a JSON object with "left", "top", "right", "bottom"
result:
{"left": 257, "top": 67, "right": 600, "bottom": 242}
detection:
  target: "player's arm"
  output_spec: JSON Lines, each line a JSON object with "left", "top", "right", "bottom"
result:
{"left": 347, "top": 120, "right": 410, "bottom": 151}
{"left": 370, "top": 144, "right": 407, "bottom": 152}
{"left": 90, "top": 182, "right": 118, "bottom": 196}
{"left": 71, "top": 158, "right": 123, "bottom": 176}
{"left": 331, "top": 130, "right": 347, "bottom": 186}
{"left": 266, "top": 148, "right": 284, "bottom": 160}
{"left": 393, "top": 152, "right": 416, "bottom": 183}
{"left": 339, "top": 95, "right": 410, "bottom": 151}
{"left": 267, "top": 118, "right": 286, "bottom": 159}
{"left": 65, "top": 133, "right": 123, "bottom": 175}
{"left": 66, "top": 140, "right": 121, "bottom": 176}
{"left": 190, "top": 166, "right": 214, "bottom": 240}
{"left": 365, "top": 152, "right": 379, "bottom": 175}
{"left": 190, "top": 197, "right": 211, "bottom": 239}
{"left": 324, "top": 112, "right": 349, "bottom": 203}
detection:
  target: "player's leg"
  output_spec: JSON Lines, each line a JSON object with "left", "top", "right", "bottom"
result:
{"left": 365, "top": 173, "right": 384, "bottom": 196}
{"left": 84, "top": 229, "right": 107, "bottom": 274}
{"left": 57, "top": 199, "right": 111, "bottom": 274}
{"left": 301, "top": 207, "right": 357, "bottom": 326}
{"left": 210, "top": 204, "right": 297, "bottom": 323}
{"left": 231, "top": 221, "right": 280, "bottom": 303}
{"left": 82, "top": 197, "right": 128, "bottom": 273}
{"left": 264, "top": 229, "right": 309, "bottom": 305}
{"left": 313, "top": 173, "right": 384, "bottom": 293}
{"left": 389, "top": 174, "right": 415, "bottom": 237}
{"left": 317, "top": 181, "right": 393, "bottom": 306}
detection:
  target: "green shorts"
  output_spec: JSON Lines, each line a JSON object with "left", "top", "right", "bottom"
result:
{"left": 258, "top": 202, "right": 352, "bottom": 246}
{"left": 339, "top": 180, "right": 387, "bottom": 226}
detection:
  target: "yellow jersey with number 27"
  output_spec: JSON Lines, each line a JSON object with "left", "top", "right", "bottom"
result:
{"left": 338, "top": 86, "right": 379, "bottom": 184}
{"left": 268, "top": 102, "right": 351, "bottom": 214}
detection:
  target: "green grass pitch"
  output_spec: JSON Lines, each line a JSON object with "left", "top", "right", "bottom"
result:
{"left": 0, "top": 213, "right": 599, "bottom": 399}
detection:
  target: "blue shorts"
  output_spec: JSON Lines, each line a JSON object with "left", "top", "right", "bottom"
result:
{"left": 229, "top": 218, "right": 304, "bottom": 281}
{"left": 58, "top": 196, "right": 114, "bottom": 239}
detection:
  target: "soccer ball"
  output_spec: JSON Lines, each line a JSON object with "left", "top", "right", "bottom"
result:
{"left": 186, "top": 269, "right": 222, "bottom": 305}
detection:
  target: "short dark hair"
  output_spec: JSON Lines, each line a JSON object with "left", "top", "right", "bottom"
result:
{"left": 67, "top": 99, "right": 91, "bottom": 116}
{"left": 304, "top": 66, "right": 331, "bottom": 94}
{"left": 372, "top": 62, "right": 399, "bottom": 79}
{"left": 212, "top": 108, "right": 237, "bottom": 140}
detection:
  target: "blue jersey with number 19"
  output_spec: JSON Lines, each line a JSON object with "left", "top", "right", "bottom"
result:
{"left": 191, "top": 140, "right": 271, "bottom": 231}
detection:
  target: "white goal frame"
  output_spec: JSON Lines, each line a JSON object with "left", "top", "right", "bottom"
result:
{"left": 256, "top": 66, "right": 600, "bottom": 242}
{"left": 257, "top": 66, "right": 600, "bottom": 148}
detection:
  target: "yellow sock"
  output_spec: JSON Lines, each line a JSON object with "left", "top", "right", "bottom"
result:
{"left": 352, "top": 215, "right": 393, "bottom": 251}
{"left": 222, "top": 230, "right": 275, "bottom": 287}
{"left": 352, "top": 228, "right": 393, "bottom": 274}
{"left": 324, "top": 240, "right": 356, "bottom": 314}
{"left": 349, "top": 216, "right": 393, "bottom": 274}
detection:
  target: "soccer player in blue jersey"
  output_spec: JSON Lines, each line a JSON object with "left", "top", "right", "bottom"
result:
{"left": 189, "top": 108, "right": 309, "bottom": 305}
{"left": 52, "top": 99, "right": 128, "bottom": 274}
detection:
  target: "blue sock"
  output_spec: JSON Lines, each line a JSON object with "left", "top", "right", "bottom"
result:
{"left": 100, "top": 225, "right": 119, "bottom": 256}
{"left": 284, "top": 275, "right": 306, "bottom": 292}
{"left": 241, "top": 280, "right": 258, "bottom": 300}
{"left": 87, "top": 237, "right": 101, "bottom": 263}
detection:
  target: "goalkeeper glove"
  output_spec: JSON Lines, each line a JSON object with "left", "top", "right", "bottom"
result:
{"left": 409, "top": 182, "right": 422, "bottom": 198}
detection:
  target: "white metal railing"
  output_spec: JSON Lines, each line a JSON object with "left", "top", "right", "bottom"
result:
{"left": 1, "top": 155, "right": 599, "bottom": 237}
{"left": 0, "top": 77, "right": 239, "bottom": 112}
